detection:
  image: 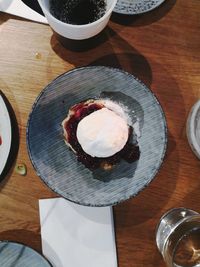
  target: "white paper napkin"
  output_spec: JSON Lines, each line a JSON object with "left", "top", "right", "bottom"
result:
{"left": 0, "top": 0, "right": 48, "bottom": 24}
{"left": 39, "top": 198, "right": 118, "bottom": 267}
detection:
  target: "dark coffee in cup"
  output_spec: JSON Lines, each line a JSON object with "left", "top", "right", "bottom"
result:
{"left": 50, "top": 0, "right": 106, "bottom": 25}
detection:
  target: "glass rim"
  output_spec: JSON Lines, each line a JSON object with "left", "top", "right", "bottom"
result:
{"left": 156, "top": 207, "right": 198, "bottom": 232}
{"left": 156, "top": 207, "right": 199, "bottom": 254}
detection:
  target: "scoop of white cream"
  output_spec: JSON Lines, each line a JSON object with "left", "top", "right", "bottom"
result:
{"left": 76, "top": 108, "right": 129, "bottom": 158}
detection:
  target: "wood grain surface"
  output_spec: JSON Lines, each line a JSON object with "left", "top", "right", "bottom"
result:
{"left": 0, "top": 0, "right": 200, "bottom": 266}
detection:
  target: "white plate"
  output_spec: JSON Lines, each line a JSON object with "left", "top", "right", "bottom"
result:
{"left": 0, "top": 94, "right": 12, "bottom": 175}
{"left": 186, "top": 100, "right": 200, "bottom": 160}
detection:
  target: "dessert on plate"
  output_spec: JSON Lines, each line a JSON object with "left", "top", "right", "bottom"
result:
{"left": 62, "top": 98, "right": 140, "bottom": 170}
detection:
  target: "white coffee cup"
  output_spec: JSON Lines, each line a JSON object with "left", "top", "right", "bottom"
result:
{"left": 37, "top": 0, "right": 117, "bottom": 40}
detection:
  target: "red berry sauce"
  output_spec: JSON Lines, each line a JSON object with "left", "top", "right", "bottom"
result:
{"left": 63, "top": 101, "right": 140, "bottom": 170}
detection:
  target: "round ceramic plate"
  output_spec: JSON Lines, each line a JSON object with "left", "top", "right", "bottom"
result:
{"left": 113, "top": 0, "right": 166, "bottom": 15}
{"left": 27, "top": 66, "right": 167, "bottom": 206}
{"left": 0, "top": 94, "right": 12, "bottom": 175}
{"left": 186, "top": 100, "right": 200, "bottom": 160}
{"left": 0, "top": 241, "right": 52, "bottom": 266}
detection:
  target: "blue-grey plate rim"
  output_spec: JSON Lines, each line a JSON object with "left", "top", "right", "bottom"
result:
{"left": 113, "top": 0, "right": 166, "bottom": 15}
{"left": 0, "top": 240, "right": 53, "bottom": 266}
{"left": 26, "top": 66, "right": 168, "bottom": 207}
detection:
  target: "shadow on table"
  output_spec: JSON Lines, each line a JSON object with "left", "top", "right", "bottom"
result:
{"left": 111, "top": 0, "right": 177, "bottom": 26}
{"left": 0, "top": 91, "right": 19, "bottom": 182}
{"left": 113, "top": 131, "right": 178, "bottom": 265}
{"left": 51, "top": 27, "right": 113, "bottom": 52}
{"left": 0, "top": 10, "right": 33, "bottom": 26}
{"left": 182, "top": 176, "right": 200, "bottom": 210}
{"left": 50, "top": 25, "right": 113, "bottom": 55}
{"left": 90, "top": 52, "right": 152, "bottom": 87}
{"left": 113, "top": 59, "right": 189, "bottom": 228}
{"left": 0, "top": 12, "right": 9, "bottom": 25}
{"left": 0, "top": 229, "right": 42, "bottom": 253}
{"left": 50, "top": 27, "right": 152, "bottom": 87}
{"left": 114, "top": 130, "right": 179, "bottom": 224}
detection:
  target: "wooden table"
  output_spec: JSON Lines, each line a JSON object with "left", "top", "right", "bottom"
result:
{"left": 0, "top": 1, "right": 200, "bottom": 266}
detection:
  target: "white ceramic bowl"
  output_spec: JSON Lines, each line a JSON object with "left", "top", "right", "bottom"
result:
{"left": 37, "top": 0, "right": 117, "bottom": 40}
{"left": 186, "top": 100, "right": 200, "bottom": 160}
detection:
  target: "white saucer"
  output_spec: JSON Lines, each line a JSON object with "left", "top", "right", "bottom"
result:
{"left": 186, "top": 100, "right": 200, "bottom": 160}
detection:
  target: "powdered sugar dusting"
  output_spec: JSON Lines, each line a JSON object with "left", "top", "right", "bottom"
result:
{"left": 133, "top": 120, "right": 141, "bottom": 138}
{"left": 101, "top": 99, "right": 141, "bottom": 139}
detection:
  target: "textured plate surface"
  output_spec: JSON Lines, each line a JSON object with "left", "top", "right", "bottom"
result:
{"left": 27, "top": 66, "right": 167, "bottom": 206}
{"left": 186, "top": 100, "right": 200, "bottom": 160}
{"left": 113, "top": 0, "right": 166, "bottom": 15}
{"left": 0, "top": 241, "right": 52, "bottom": 266}
{"left": 0, "top": 94, "right": 12, "bottom": 175}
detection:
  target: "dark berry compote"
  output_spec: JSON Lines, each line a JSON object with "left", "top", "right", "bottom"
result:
{"left": 62, "top": 99, "right": 140, "bottom": 170}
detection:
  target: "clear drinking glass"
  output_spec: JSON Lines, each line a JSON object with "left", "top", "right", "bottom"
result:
{"left": 156, "top": 207, "right": 200, "bottom": 267}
